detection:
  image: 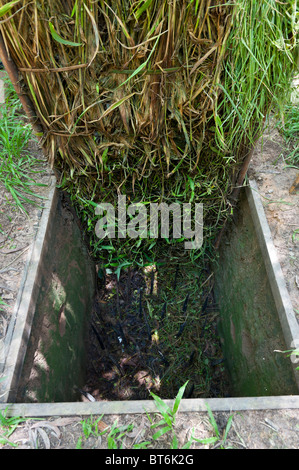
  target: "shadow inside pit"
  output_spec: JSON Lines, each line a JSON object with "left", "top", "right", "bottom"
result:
{"left": 82, "top": 262, "right": 231, "bottom": 402}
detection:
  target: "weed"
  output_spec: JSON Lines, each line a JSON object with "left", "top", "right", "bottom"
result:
{"left": 292, "top": 229, "right": 299, "bottom": 244}
{"left": 105, "top": 421, "right": 134, "bottom": 449}
{"left": 149, "top": 381, "right": 192, "bottom": 449}
{"left": 0, "top": 74, "right": 47, "bottom": 213}
{"left": 76, "top": 436, "right": 83, "bottom": 449}
{"left": 132, "top": 440, "right": 152, "bottom": 449}
{"left": 203, "top": 403, "right": 234, "bottom": 449}
{"left": 149, "top": 388, "right": 234, "bottom": 449}
{"left": 80, "top": 414, "right": 104, "bottom": 439}
{"left": 2, "top": 73, "right": 21, "bottom": 110}
{"left": 281, "top": 104, "right": 299, "bottom": 142}
{"left": 277, "top": 103, "right": 299, "bottom": 168}
{"left": 75, "top": 383, "right": 189, "bottom": 449}
{"left": 0, "top": 296, "right": 8, "bottom": 311}
{"left": 78, "top": 415, "right": 134, "bottom": 449}
{"left": 74, "top": 384, "right": 236, "bottom": 449}
{"left": 75, "top": 415, "right": 105, "bottom": 449}
{"left": 187, "top": 403, "right": 235, "bottom": 449}
{"left": 0, "top": 406, "right": 32, "bottom": 447}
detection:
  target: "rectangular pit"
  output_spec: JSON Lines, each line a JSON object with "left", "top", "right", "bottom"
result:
{"left": 0, "top": 178, "right": 299, "bottom": 415}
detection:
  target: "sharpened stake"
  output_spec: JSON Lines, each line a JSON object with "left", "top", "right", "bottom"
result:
{"left": 117, "top": 321, "right": 128, "bottom": 347}
{"left": 143, "top": 309, "right": 152, "bottom": 341}
{"left": 157, "top": 349, "right": 169, "bottom": 367}
{"left": 150, "top": 269, "right": 154, "bottom": 295}
{"left": 186, "top": 383, "right": 194, "bottom": 398}
{"left": 175, "top": 293, "right": 190, "bottom": 337}
{"left": 75, "top": 387, "right": 96, "bottom": 402}
{"left": 176, "top": 321, "right": 187, "bottom": 338}
{"left": 91, "top": 323, "right": 105, "bottom": 350}
{"left": 107, "top": 353, "right": 123, "bottom": 375}
{"left": 161, "top": 301, "right": 167, "bottom": 322}
{"left": 139, "top": 288, "right": 143, "bottom": 317}
{"left": 173, "top": 264, "right": 179, "bottom": 289}
{"left": 201, "top": 296, "right": 209, "bottom": 315}
{"left": 188, "top": 350, "right": 196, "bottom": 366}
{"left": 182, "top": 293, "right": 189, "bottom": 314}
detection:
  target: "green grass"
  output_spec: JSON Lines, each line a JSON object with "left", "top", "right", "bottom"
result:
{"left": 0, "top": 74, "right": 46, "bottom": 213}
{"left": 292, "top": 228, "right": 299, "bottom": 244}
{"left": 277, "top": 102, "right": 299, "bottom": 168}
{"left": 0, "top": 296, "right": 8, "bottom": 311}
{"left": 0, "top": 386, "right": 236, "bottom": 449}
{"left": 75, "top": 383, "right": 235, "bottom": 449}
{"left": 0, "top": 407, "right": 32, "bottom": 447}
{"left": 149, "top": 380, "right": 192, "bottom": 449}
{"left": 77, "top": 415, "right": 134, "bottom": 449}
{"left": 80, "top": 414, "right": 104, "bottom": 439}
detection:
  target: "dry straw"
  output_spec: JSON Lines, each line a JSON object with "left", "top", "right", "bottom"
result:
{"left": 0, "top": 0, "right": 297, "bottom": 264}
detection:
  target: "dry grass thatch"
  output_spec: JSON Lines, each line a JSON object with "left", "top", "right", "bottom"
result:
{"left": 0, "top": 0, "right": 297, "bottom": 265}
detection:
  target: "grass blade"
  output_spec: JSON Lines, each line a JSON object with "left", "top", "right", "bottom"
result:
{"left": 152, "top": 425, "right": 172, "bottom": 440}
{"left": 49, "top": 21, "right": 82, "bottom": 47}
{"left": 0, "top": 1, "right": 20, "bottom": 18}
{"left": 205, "top": 402, "right": 220, "bottom": 439}
{"left": 172, "top": 381, "right": 188, "bottom": 415}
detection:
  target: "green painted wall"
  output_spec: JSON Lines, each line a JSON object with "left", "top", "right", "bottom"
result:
{"left": 214, "top": 191, "right": 298, "bottom": 397}
{"left": 16, "top": 194, "right": 95, "bottom": 403}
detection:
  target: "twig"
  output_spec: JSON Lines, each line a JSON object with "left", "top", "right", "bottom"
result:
{"left": 0, "top": 284, "right": 15, "bottom": 292}
{"left": 261, "top": 419, "right": 279, "bottom": 432}
{"left": 19, "top": 63, "right": 88, "bottom": 73}
{"left": 198, "top": 273, "right": 213, "bottom": 290}
{"left": 0, "top": 244, "right": 29, "bottom": 255}
{"left": 0, "top": 225, "right": 14, "bottom": 249}
{"left": 0, "top": 246, "right": 30, "bottom": 272}
{"left": 0, "top": 268, "right": 19, "bottom": 274}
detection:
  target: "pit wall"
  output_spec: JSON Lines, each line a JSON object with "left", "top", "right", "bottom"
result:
{"left": 9, "top": 186, "right": 95, "bottom": 403}
{"left": 214, "top": 184, "right": 299, "bottom": 397}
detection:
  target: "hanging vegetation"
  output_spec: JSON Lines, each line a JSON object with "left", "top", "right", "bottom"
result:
{"left": 0, "top": 0, "right": 297, "bottom": 268}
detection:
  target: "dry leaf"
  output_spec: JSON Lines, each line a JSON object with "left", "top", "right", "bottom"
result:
{"left": 28, "top": 428, "right": 38, "bottom": 449}
{"left": 97, "top": 420, "right": 109, "bottom": 432}
{"left": 31, "top": 421, "right": 61, "bottom": 439}
{"left": 36, "top": 427, "right": 51, "bottom": 449}
{"left": 49, "top": 417, "right": 79, "bottom": 427}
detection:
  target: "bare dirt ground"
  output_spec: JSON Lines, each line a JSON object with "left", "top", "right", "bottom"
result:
{"left": 1, "top": 407, "right": 298, "bottom": 450}
{"left": 0, "top": 141, "right": 54, "bottom": 351}
{"left": 248, "top": 118, "right": 299, "bottom": 322}
{"left": 0, "top": 94, "right": 298, "bottom": 450}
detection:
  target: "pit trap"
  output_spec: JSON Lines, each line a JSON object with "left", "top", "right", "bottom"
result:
{"left": 83, "top": 263, "right": 230, "bottom": 402}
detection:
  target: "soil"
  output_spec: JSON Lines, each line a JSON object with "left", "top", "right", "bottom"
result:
{"left": 0, "top": 86, "right": 298, "bottom": 449}
{"left": 0, "top": 138, "right": 54, "bottom": 362}
{"left": 248, "top": 118, "right": 299, "bottom": 323}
